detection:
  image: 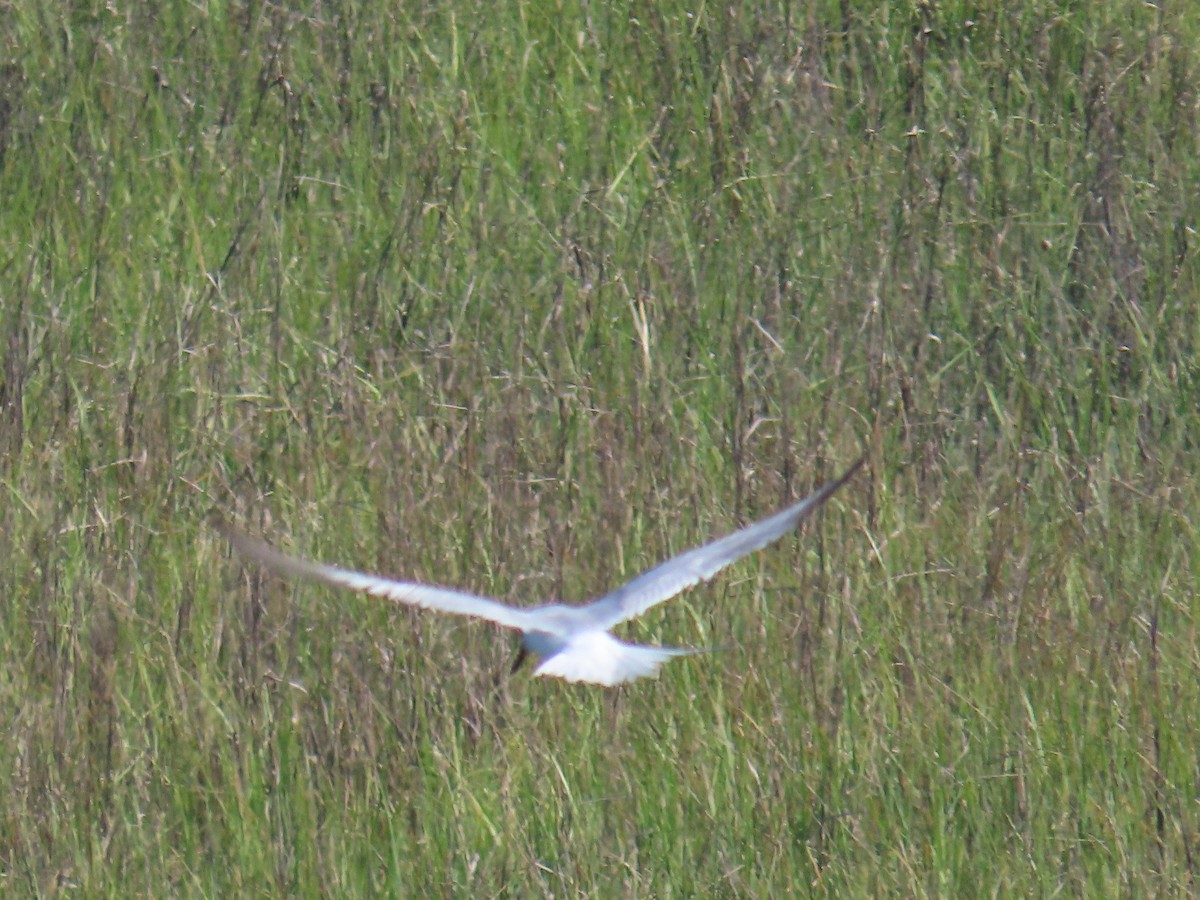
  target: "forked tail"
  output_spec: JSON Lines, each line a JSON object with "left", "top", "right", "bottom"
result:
{"left": 529, "top": 630, "right": 701, "bottom": 686}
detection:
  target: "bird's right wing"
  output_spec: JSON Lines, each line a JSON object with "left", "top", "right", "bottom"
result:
{"left": 586, "top": 456, "right": 864, "bottom": 631}
{"left": 214, "top": 521, "right": 541, "bottom": 632}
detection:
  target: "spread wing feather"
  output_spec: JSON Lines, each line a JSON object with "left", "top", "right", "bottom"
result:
{"left": 214, "top": 521, "right": 540, "bottom": 632}
{"left": 586, "top": 457, "right": 864, "bottom": 630}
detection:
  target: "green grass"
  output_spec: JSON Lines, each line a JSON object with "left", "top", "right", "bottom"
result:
{"left": 2, "top": 0, "right": 1199, "bottom": 894}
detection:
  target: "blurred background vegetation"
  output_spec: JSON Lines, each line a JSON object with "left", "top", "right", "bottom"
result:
{"left": 1, "top": 0, "right": 1197, "bottom": 894}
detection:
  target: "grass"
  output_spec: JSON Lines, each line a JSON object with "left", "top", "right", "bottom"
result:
{"left": 2, "top": 0, "right": 1199, "bottom": 894}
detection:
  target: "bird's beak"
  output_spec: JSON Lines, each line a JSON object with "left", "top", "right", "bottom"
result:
{"left": 510, "top": 645, "right": 530, "bottom": 674}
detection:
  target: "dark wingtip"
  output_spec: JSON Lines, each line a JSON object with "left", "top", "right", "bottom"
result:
{"left": 209, "top": 515, "right": 259, "bottom": 555}
{"left": 209, "top": 513, "right": 236, "bottom": 540}
{"left": 209, "top": 516, "right": 312, "bottom": 579}
{"left": 811, "top": 453, "right": 867, "bottom": 506}
{"left": 842, "top": 453, "right": 867, "bottom": 481}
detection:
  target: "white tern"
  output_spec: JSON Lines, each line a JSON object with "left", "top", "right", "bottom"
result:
{"left": 216, "top": 457, "right": 863, "bottom": 685}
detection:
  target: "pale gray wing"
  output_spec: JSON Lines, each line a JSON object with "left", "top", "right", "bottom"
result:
{"left": 214, "top": 520, "right": 541, "bottom": 633}
{"left": 585, "top": 457, "right": 864, "bottom": 630}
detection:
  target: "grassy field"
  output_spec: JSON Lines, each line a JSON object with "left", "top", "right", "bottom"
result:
{"left": 2, "top": 0, "right": 1198, "bottom": 894}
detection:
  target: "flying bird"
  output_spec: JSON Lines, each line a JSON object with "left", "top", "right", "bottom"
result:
{"left": 215, "top": 457, "right": 863, "bottom": 686}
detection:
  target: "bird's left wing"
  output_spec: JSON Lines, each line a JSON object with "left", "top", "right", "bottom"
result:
{"left": 214, "top": 520, "right": 542, "bottom": 632}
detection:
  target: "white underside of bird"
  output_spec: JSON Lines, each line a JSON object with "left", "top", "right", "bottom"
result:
{"left": 216, "top": 457, "right": 863, "bottom": 686}
{"left": 521, "top": 630, "right": 695, "bottom": 686}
